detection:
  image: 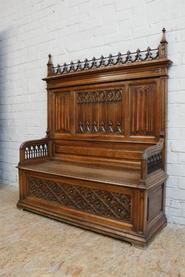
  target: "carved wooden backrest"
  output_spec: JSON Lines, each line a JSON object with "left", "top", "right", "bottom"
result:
{"left": 44, "top": 29, "right": 171, "bottom": 167}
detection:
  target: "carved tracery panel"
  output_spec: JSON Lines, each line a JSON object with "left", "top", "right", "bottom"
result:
{"left": 76, "top": 88, "right": 124, "bottom": 134}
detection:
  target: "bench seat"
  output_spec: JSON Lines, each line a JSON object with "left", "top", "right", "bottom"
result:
{"left": 19, "top": 159, "right": 166, "bottom": 190}
{"left": 19, "top": 160, "right": 141, "bottom": 187}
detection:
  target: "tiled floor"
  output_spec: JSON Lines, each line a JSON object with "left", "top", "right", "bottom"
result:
{"left": 0, "top": 184, "right": 185, "bottom": 277}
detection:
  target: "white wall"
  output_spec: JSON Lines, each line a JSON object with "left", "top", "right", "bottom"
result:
{"left": 0, "top": 0, "right": 185, "bottom": 225}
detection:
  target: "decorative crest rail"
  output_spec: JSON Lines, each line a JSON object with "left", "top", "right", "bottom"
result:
{"left": 47, "top": 28, "right": 168, "bottom": 76}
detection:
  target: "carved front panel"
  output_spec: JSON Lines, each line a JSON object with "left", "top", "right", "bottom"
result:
{"left": 129, "top": 83, "right": 156, "bottom": 136}
{"left": 147, "top": 184, "right": 163, "bottom": 222}
{"left": 27, "top": 176, "right": 131, "bottom": 222}
{"left": 76, "top": 88, "right": 124, "bottom": 134}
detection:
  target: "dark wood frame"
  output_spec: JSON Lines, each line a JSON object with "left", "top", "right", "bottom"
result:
{"left": 17, "top": 29, "right": 172, "bottom": 246}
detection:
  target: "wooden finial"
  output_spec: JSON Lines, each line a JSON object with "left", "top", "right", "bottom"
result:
{"left": 47, "top": 54, "right": 53, "bottom": 76}
{"left": 46, "top": 129, "right": 50, "bottom": 137}
{"left": 159, "top": 28, "right": 168, "bottom": 58}
{"left": 160, "top": 28, "right": 167, "bottom": 44}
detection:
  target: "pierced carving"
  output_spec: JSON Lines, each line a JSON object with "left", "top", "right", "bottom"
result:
{"left": 78, "top": 121, "right": 122, "bottom": 134}
{"left": 50, "top": 47, "right": 159, "bottom": 76}
{"left": 47, "top": 29, "right": 168, "bottom": 77}
{"left": 77, "top": 89, "right": 122, "bottom": 104}
{"left": 25, "top": 144, "right": 48, "bottom": 160}
{"left": 146, "top": 47, "right": 153, "bottom": 60}
{"left": 108, "top": 121, "right": 114, "bottom": 133}
{"left": 147, "top": 152, "right": 162, "bottom": 174}
{"left": 86, "top": 121, "right": 91, "bottom": 132}
{"left": 116, "top": 121, "right": 122, "bottom": 134}
{"left": 100, "top": 121, "right": 106, "bottom": 133}
{"left": 79, "top": 121, "right": 84, "bottom": 133}
{"left": 28, "top": 176, "right": 132, "bottom": 221}
{"left": 92, "top": 121, "right": 98, "bottom": 133}
{"left": 135, "top": 49, "right": 142, "bottom": 62}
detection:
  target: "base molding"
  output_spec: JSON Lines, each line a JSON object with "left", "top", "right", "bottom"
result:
{"left": 17, "top": 199, "right": 167, "bottom": 247}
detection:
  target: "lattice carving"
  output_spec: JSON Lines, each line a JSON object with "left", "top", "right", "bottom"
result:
{"left": 147, "top": 152, "right": 162, "bottom": 174}
{"left": 25, "top": 144, "right": 48, "bottom": 160}
{"left": 28, "top": 176, "right": 131, "bottom": 221}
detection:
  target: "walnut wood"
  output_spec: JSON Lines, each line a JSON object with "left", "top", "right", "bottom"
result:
{"left": 17, "top": 29, "right": 172, "bottom": 246}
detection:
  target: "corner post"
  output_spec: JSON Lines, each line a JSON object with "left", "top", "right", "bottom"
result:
{"left": 159, "top": 28, "right": 168, "bottom": 58}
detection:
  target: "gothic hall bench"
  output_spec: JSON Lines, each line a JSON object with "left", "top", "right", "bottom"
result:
{"left": 17, "top": 29, "right": 172, "bottom": 247}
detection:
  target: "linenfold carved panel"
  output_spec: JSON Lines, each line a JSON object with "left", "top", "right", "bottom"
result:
{"left": 129, "top": 83, "right": 156, "bottom": 136}
{"left": 28, "top": 176, "right": 131, "bottom": 221}
{"left": 55, "top": 92, "right": 71, "bottom": 133}
{"left": 76, "top": 88, "right": 124, "bottom": 134}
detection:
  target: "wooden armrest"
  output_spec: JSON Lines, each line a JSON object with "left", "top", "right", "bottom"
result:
{"left": 141, "top": 138, "right": 164, "bottom": 178}
{"left": 142, "top": 138, "right": 164, "bottom": 159}
{"left": 19, "top": 138, "right": 49, "bottom": 164}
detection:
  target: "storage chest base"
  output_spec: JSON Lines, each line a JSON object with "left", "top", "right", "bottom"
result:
{"left": 17, "top": 168, "right": 167, "bottom": 247}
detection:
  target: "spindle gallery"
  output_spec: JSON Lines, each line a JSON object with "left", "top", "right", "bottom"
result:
{"left": 17, "top": 29, "right": 172, "bottom": 246}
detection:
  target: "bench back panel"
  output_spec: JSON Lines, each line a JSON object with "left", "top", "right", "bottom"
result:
{"left": 44, "top": 42, "right": 170, "bottom": 166}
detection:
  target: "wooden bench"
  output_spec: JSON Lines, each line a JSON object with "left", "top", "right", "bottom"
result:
{"left": 17, "top": 29, "right": 172, "bottom": 246}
